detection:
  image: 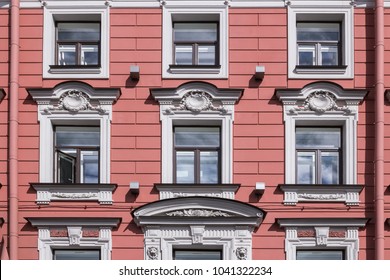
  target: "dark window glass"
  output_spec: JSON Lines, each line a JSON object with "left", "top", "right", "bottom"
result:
{"left": 173, "top": 23, "right": 218, "bottom": 66}
{"left": 55, "top": 126, "right": 100, "bottom": 183}
{"left": 297, "top": 22, "right": 341, "bottom": 66}
{"left": 174, "top": 250, "right": 222, "bottom": 260}
{"left": 296, "top": 250, "right": 344, "bottom": 260}
{"left": 174, "top": 127, "right": 220, "bottom": 184}
{"left": 56, "top": 22, "right": 100, "bottom": 66}
{"left": 296, "top": 127, "right": 341, "bottom": 184}
{"left": 53, "top": 250, "right": 100, "bottom": 260}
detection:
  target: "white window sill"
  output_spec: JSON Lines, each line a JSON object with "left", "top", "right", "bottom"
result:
{"left": 294, "top": 65, "right": 347, "bottom": 75}
{"left": 169, "top": 65, "right": 221, "bottom": 75}
{"left": 49, "top": 66, "right": 102, "bottom": 75}
{"left": 31, "top": 183, "right": 117, "bottom": 205}
{"left": 279, "top": 184, "right": 363, "bottom": 206}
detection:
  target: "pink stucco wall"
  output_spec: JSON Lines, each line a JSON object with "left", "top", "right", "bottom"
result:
{"left": 0, "top": 6, "right": 388, "bottom": 259}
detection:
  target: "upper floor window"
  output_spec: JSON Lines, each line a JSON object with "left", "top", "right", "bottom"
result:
{"left": 287, "top": 7, "right": 353, "bottom": 79}
{"left": 296, "top": 127, "right": 341, "bottom": 184}
{"left": 173, "top": 22, "right": 218, "bottom": 66}
{"left": 296, "top": 22, "right": 341, "bottom": 67}
{"left": 55, "top": 126, "right": 100, "bottom": 184}
{"left": 43, "top": 5, "right": 109, "bottom": 79}
{"left": 174, "top": 127, "right": 220, "bottom": 184}
{"left": 56, "top": 22, "right": 100, "bottom": 67}
{"left": 162, "top": 6, "right": 228, "bottom": 79}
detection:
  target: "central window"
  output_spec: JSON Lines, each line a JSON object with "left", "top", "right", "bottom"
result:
{"left": 55, "top": 126, "right": 100, "bottom": 184}
{"left": 174, "top": 250, "right": 222, "bottom": 260}
{"left": 174, "top": 127, "right": 220, "bottom": 184}
{"left": 173, "top": 22, "right": 218, "bottom": 66}
{"left": 53, "top": 249, "right": 100, "bottom": 260}
{"left": 56, "top": 22, "right": 100, "bottom": 66}
{"left": 296, "top": 127, "right": 341, "bottom": 184}
{"left": 297, "top": 22, "right": 341, "bottom": 67}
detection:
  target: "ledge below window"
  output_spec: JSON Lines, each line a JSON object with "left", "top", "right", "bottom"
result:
{"left": 168, "top": 65, "right": 221, "bottom": 75}
{"left": 155, "top": 183, "right": 240, "bottom": 200}
{"left": 278, "top": 184, "right": 363, "bottom": 206}
{"left": 49, "top": 65, "right": 102, "bottom": 75}
{"left": 294, "top": 65, "right": 347, "bottom": 75}
{"left": 31, "top": 183, "right": 117, "bottom": 205}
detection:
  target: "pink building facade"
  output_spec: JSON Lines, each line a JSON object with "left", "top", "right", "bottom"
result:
{"left": 0, "top": 0, "right": 390, "bottom": 260}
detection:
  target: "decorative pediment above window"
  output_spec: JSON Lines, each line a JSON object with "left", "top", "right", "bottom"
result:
{"left": 150, "top": 82, "right": 243, "bottom": 117}
{"left": 28, "top": 82, "right": 120, "bottom": 119}
{"left": 133, "top": 197, "right": 264, "bottom": 260}
{"left": 276, "top": 82, "right": 367, "bottom": 117}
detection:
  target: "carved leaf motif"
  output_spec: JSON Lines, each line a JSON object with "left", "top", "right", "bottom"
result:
{"left": 166, "top": 209, "right": 232, "bottom": 217}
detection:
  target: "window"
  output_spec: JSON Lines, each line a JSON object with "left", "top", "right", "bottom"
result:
{"left": 276, "top": 82, "right": 367, "bottom": 205}
{"left": 43, "top": 5, "right": 109, "bottom": 78}
{"left": 296, "top": 22, "right": 341, "bottom": 67}
{"left": 55, "top": 22, "right": 100, "bottom": 66}
{"left": 55, "top": 126, "right": 100, "bottom": 184}
{"left": 296, "top": 127, "right": 341, "bottom": 184}
{"left": 174, "top": 250, "right": 222, "bottom": 260}
{"left": 173, "top": 23, "right": 218, "bottom": 66}
{"left": 174, "top": 127, "right": 220, "bottom": 184}
{"left": 277, "top": 218, "right": 368, "bottom": 260}
{"left": 53, "top": 249, "right": 100, "bottom": 260}
{"left": 162, "top": 6, "right": 228, "bottom": 78}
{"left": 296, "top": 250, "right": 344, "bottom": 260}
{"left": 287, "top": 7, "right": 353, "bottom": 78}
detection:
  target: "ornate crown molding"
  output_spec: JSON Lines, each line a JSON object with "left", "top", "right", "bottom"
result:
{"left": 44, "top": 90, "right": 106, "bottom": 114}
{"left": 166, "top": 209, "right": 232, "bottom": 217}
{"left": 290, "top": 90, "right": 351, "bottom": 114}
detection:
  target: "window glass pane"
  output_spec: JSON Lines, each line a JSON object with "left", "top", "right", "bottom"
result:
{"left": 296, "top": 250, "right": 344, "bottom": 260}
{"left": 176, "top": 151, "right": 195, "bottom": 183}
{"left": 81, "top": 45, "right": 99, "bottom": 65}
{"left": 200, "top": 151, "right": 218, "bottom": 184}
{"left": 58, "top": 150, "right": 76, "bottom": 184}
{"left": 174, "top": 23, "right": 217, "bottom": 42}
{"left": 175, "top": 127, "right": 220, "bottom": 147}
{"left": 296, "top": 128, "right": 341, "bottom": 149}
{"left": 57, "top": 23, "right": 100, "bottom": 41}
{"left": 81, "top": 150, "right": 99, "bottom": 183}
{"left": 297, "top": 23, "right": 340, "bottom": 42}
{"left": 174, "top": 250, "right": 222, "bottom": 260}
{"left": 175, "top": 45, "right": 193, "bottom": 65}
{"left": 56, "top": 127, "right": 100, "bottom": 147}
{"left": 198, "top": 45, "right": 216, "bottom": 65}
{"left": 58, "top": 45, "right": 76, "bottom": 65}
{"left": 298, "top": 44, "right": 315, "bottom": 66}
{"left": 53, "top": 250, "right": 100, "bottom": 260}
{"left": 297, "top": 151, "right": 316, "bottom": 184}
{"left": 321, "top": 45, "right": 338, "bottom": 66}
{"left": 321, "top": 151, "right": 339, "bottom": 184}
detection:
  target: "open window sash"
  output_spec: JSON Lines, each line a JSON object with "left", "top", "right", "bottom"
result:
{"left": 57, "top": 150, "right": 76, "bottom": 184}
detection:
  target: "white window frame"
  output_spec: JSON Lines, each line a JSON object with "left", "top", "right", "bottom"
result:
{"left": 133, "top": 197, "right": 264, "bottom": 260}
{"left": 28, "top": 218, "right": 120, "bottom": 260}
{"left": 28, "top": 82, "right": 120, "bottom": 184}
{"left": 276, "top": 83, "right": 367, "bottom": 205}
{"left": 288, "top": 6, "right": 354, "bottom": 79}
{"left": 277, "top": 218, "right": 368, "bottom": 260}
{"left": 151, "top": 82, "right": 242, "bottom": 184}
{"left": 43, "top": 4, "right": 109, "bottom": 79}
{"left": 162, "top": 5, "right": 228, "bottom": 79}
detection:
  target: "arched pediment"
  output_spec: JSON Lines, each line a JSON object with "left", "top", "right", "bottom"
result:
{"left": 132, "top": 197, "right": 265, "bottom": 228}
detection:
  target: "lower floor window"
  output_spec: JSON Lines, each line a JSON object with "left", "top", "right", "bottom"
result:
{"left": 173, "top": 250, "right": 222, "bottom": 260}
{"left": 53, "top": 249, "right": 100, "bottom": 260}
{"left": 296, "top": 250, "right": 344, "bottom": 260}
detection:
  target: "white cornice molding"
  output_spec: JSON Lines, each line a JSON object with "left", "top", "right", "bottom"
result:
{"left": 277, "top": 218, "right": 369, "bottom": 228}
{"left": 133, "top": 197, "right": 265, "bottom": 227}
